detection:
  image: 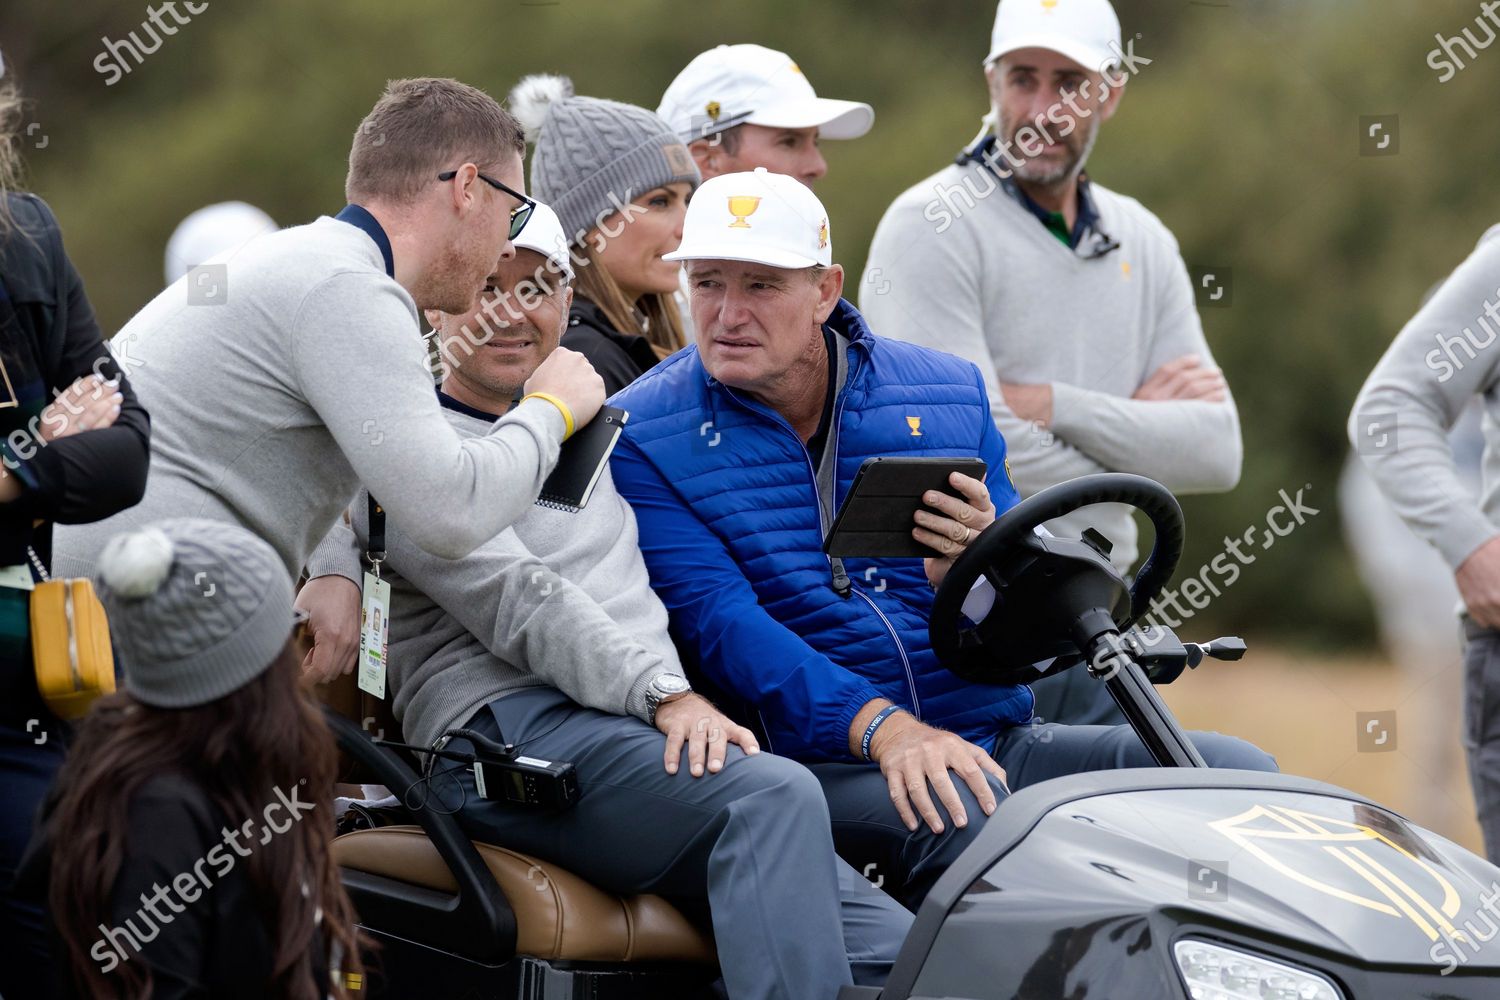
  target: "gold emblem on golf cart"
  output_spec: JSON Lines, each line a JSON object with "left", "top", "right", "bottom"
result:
{"left": 727, "top": 195, "right": 761, "bottom": 229}
{"left": 705, "top": 100, "right": 721, "bottom": 121}
{"left": 1210, "top": 804, "right": 1465, "bottom": 944}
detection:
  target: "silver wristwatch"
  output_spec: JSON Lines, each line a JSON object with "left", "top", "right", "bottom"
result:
{"left": 644, "top": 673, "right": 692, "bottom": 725}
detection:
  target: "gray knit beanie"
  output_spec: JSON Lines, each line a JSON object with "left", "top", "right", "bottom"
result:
{"left": 96, "top": 518, "right": 297, "bottom": 709}
{"left": 509, "top": 74, "right": 701, "bottom": 246}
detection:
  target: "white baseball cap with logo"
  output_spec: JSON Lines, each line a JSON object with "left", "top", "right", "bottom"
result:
{"left": 664, "top": 167, "right": 832, "bottom": 270}
{"left": 658, "top": 44, "right": 874, "bottom": 143}
{"left": 510, "top": 202, "right": 574, "bottom": 281}
{"left": 984, "top": 0, "right": 1122, "bottom": 71}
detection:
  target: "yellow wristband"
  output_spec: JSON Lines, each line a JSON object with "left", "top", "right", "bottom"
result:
{"left": 521, "top": 391, "right": 575, "bottom": 440}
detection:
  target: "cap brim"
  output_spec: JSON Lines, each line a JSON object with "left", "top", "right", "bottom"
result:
{"left": 512, "top": 244, "right": 575, "bottom": 280}
{"left": 745, "top": 97, "right": 875, "bottom": 140}
{"left": 663, "top": 244, "right": 821, "bottom": 268}
{"left": 984, "top": 34, "right": 1114, "bottom": 73}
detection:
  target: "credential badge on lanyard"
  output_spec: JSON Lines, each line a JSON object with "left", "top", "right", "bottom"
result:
{"left": 358, "top": 495, "right": 390, "bottom": 699}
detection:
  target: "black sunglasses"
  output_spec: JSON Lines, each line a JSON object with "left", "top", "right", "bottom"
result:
{"left": 437, "top": 169, "right": 535, "bottom": 240}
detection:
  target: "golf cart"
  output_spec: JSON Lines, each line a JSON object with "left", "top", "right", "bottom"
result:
{"left": 325, "top": 473, "right": 1500, "bottom": 999}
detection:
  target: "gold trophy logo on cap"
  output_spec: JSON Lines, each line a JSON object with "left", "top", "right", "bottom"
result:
{"left": 727, "top": 195, "right": 762, "bottom": 229}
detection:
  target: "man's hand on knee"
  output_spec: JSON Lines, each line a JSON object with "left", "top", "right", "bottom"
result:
{"left": 656, "top": 693, "right": 761, "bottom": 778}
{"left": 869, "top": 713, "right": 1007, "bottom": 834}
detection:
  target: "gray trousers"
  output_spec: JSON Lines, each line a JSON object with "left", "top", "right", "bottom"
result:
{"left": 1462, "top": 620, "right": 1500, "bottom": 863}
{"left": 441, "top": 687, "right": 912, "bottom": 1000}
{"left": 810, "top": 722, "right": 1279, "bottom": 910}
{"left": 1028, "top": 664, "right": 1127, "bottom": 727}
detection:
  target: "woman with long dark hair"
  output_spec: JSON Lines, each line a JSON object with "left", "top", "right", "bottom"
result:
{"left": 0, "top": 49, "right": 151, "bottom": 998}
{"left": 32, "top": 519, "right": 361, "bottom": 999}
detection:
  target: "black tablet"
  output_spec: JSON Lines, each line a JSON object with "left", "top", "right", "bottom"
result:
{"left": 824, "top": 456, "right": 988, "bottom": 558}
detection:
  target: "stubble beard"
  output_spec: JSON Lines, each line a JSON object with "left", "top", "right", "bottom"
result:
{"left": 998, "top": 106, "right": 1101, "bottom": 191}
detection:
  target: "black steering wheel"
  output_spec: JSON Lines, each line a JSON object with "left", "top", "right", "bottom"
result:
{"left": 928, "top": 474, "right": 1185, "bottom": 686}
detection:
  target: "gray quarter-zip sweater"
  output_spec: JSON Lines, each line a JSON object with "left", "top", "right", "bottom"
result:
{"left": 320, "top": 393, "right": 687, "bottom": 749}
{"left": 861, "top": 160, "right": 1242, "bottom": 570}
{"left": 1351, "top": 225, "right": 1500, "bottom": 574}
{"left": 52, "top": 216, "right": 566, "bottom": 579}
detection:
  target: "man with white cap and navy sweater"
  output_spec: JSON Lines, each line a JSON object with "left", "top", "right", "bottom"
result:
{"left": 861, "top": 0, "right": 1242, "bottom": 727}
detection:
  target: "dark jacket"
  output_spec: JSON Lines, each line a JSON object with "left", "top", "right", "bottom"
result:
{"left": 559, "top": 296, "right": 661, "bottom": 397}
{"left": 24, "top": 771, "right": 325, "bottom": 999}
{"left": 0, "top": 193, "right": 150, "bottom": 568}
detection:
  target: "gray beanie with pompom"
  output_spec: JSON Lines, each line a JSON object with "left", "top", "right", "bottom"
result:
{"left": 508, "top": 73, "right": 700, "bottom": 246}
{"left": 96, "top": 518, "right": 297, "bottom": 708}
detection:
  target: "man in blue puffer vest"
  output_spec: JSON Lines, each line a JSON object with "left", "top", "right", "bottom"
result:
{"left": 610, "top": 168, "right": 1276, "bottom": 909}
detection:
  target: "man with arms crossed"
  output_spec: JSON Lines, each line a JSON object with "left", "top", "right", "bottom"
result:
{"left": 861, "top": 0, "right": 1241, "bottom": 726}
{"left": 611, "top": 169, "right": 1274, "bottom": 909}
{"left": 323, "top": 205, "right": 912, "bottom": 999}
{"left": 1350, "top": 224, "right": 1500, "bottom": 864}
{"left": 53, "top": 78, "right": 602, "bottom": 677}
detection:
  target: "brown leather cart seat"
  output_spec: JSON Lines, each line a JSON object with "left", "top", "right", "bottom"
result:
{"left": 334, "top": 826, "right": 715, "bottom": 963}
{"left": 310, "top": 639, "right": 714, "bottom": 967}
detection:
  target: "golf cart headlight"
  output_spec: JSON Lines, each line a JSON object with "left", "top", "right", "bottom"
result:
{"left": 1172, "top": 940, "right": 1343, "bottom": 1000}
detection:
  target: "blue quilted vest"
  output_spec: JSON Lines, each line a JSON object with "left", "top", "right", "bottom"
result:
{"left": 610, "top": 299, "right": 1034, "bottom": 760}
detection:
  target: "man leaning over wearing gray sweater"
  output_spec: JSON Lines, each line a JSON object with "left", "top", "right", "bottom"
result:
{"left": 860, "top": 0, "right": 1240, "bottom": 727}
{"left": 1350, "top": 224, "right": 1500, "bottom": 864}
{"left": 53, "top": 78, "right": 603, "bottom": 678}
{"left": 315, "top": 205, "right": 912, "bottom": 1000}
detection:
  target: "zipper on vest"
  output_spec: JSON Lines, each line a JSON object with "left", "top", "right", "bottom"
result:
{"left": 802, "top": 444, "right": 850, "bottom": 598}
{"left": 820, "top": 386, "right": 854, "bottom": 598}
{"left": 713, "top": 342, "right": 919, "bottom": 715}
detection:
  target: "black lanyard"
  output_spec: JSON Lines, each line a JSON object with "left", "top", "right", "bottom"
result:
{"left": 367, "top": 494, "right": 385, "bottom": 575}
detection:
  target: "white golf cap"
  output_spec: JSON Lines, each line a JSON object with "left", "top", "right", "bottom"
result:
{"left": 984, "top": 0, "right": 1122, "bottom": 71}
{"left": 658, "top": 44, "right": 874, "bottom": 143}
{"left": 510, "top": 202, "right": 574, "bottom": 280}
{"left": 664, "top": 167, "right": 831, "bottom": 269}
{"left": 163, "top": 202, "right": 277, "bottom": 285}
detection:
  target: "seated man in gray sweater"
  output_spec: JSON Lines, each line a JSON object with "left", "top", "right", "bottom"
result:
{"left": 312, "top": 205, "right": 912, "bottom": 1000}
{"left": 1350, "top": 223, "right": 1500, "bottom": 864}
{"left": 860, "top": 0, "right": 1241, "bottom": 727}
{"left": 54, "top": 78, "right": 603, "bottom": 677}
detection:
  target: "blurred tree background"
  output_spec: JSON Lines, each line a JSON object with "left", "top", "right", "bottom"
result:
{"left": 1, "top": 0, "right": 1497, "bottom": 651}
